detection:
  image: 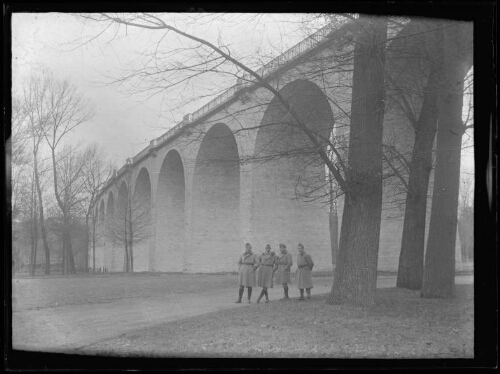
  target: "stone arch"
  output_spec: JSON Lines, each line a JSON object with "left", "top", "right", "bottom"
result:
{"left": 132, "top": 168, "right": 152, "bottom": 271}
{"left": 251, "top": 79, "right": 334, "bottom": 253}
{"left": 191, "top": 123, "right": 240, "bottom": 272}
{"left": 155, "top": 149, "right": 186, "bottom": 272}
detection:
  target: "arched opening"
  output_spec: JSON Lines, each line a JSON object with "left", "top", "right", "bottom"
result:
{"left": 191, "top": 123, "right": 240, "bottom": 272}
{"left": 156, "top": 150, "right": 186, "bottom": 272}
{"left": 251, "top": 79, "right": 334, "bottom": 256}
{"left": 133, "top": 168, "right": 152, "bottom": 271}
{"left": 106, "top": 192, "right": 115, "bottom": 271}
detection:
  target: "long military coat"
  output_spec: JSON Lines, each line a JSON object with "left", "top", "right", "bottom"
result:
{"left": 296, "top": 251, "right": 314, "bottom": 289}
{"left": 275, "top": 251, "right": 293, "bottom": 284}
{"left": 237, "top": 251, "right": 259, "bottom": 287}
{"left": 257, "top": 251, "right": 277, "bottom": 288}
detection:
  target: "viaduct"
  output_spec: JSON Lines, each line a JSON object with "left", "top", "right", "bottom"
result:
{"left": 93, "top": 19, "right": 466, "bottom": 274}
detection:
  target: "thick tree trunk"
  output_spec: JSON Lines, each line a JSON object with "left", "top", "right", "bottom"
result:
{"left": 421, "top": 85, "right": 464, "bottom": 297}
{"left": 421, "top": 23, "right": 471, "bottom": 298}
{"left": 397, "top": 67, "right": 439, "bottom": 290}
{"left": 327, "top": 16, "right": 387, "bottom": 306}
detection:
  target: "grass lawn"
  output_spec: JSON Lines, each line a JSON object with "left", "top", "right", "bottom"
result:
{"left": 84, "top": 284, "right": 473, "bottom": 358}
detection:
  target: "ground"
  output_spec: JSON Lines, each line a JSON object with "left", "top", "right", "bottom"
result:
{"left": 11, "top": 272, "right": 473, "bottom": 359}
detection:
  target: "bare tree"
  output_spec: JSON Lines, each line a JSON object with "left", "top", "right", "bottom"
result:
{"left": 43, "top": 76, "right": 94, "bottom": 275}
{"left": 105, "top": 172, "right": 152, "bottom": 273}
{"left": 21, "top": 73, "right": 53, "bottom": 275}
{"left": 25, "top": 169, "right": 39, "bottom": 276}
{"left": 458, "top": 174, "right": 474, "bottom": 262}
{"left": 10, "top": 97, "right": 30, "bottom": 221}
{"left": 80, "top": 144, "right": 113, "bottom": 273}
{"left": 51, "top": 145, "right": 90, "bottom": 273}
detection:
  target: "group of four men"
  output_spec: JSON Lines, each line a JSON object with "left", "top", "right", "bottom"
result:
{"left": 236, "top": 242, "right": 314, "bottom": 303}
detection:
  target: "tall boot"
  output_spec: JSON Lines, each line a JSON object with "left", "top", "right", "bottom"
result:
{"left": 299, "top": 289, "right": 305, "bottom": 300}
{"left": 236, "top": 287, "right": 244, "bottom": 303}
{"left": 247, "top": 287, "right": 252, "bottom": 303}
{"left": 306, "top": 288, "right": 311, "bottom": 299}
{"left": 256, "top": 289, "right": 265, "bottom": 303}
{"left": 264, "top": 289, "right": 269, "bottom": 303}
{"left": 284, "top": 285, "right": 290, "bottom": 300}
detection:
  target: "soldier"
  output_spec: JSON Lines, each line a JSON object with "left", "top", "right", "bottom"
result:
{"left": 256, "top": 244, "right": 277, "bottom": 303}
{"left": 296, "top": 243, "right": 314, "bottom": 300}
{"left": 274, "top": 243, "right": 293, "bottom": 300}
{"left": 236, "top": 243, "right": 259, "bottom": 303}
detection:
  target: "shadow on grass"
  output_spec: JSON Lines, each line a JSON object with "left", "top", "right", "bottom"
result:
{"left": 81, "top": 284, "right": 473, "bottom": 359}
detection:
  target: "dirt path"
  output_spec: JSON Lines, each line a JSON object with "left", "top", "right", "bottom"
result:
{"left": 12, "top": 275, "right": 473, "bottom": 353}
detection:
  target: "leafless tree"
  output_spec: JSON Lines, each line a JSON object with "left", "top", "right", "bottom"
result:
{"left": 105, "top": 173, "right": 152, "bottom": 273}
{"left": 457, "top": 174, "right": 474, "bottom": 262}
{"left": 21, "top": 73, "right": 54, "bottom": 275}
{"left": 80, "top": 144, "right": 113, "bottom": 273}
{"left": 43, "top": 76, "right": 95, "bottom": 274}
{"left": 10, "top": 97, "right": 31, "bottom": 221}
{"left": 50, "top": 145, "right": 91, "bottom": 273}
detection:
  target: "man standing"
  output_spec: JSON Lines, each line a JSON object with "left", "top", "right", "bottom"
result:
{"left": 236, "top": 243, "right": 259, "bottom": 303}
{"left": 274, "top": 243, "right": 293, "bottom": 300}
{"left": 296, "top": 243, "right": 314, "bottom": 300}
{"left": 256, "top": 244, "right": 277, "bottom": 303}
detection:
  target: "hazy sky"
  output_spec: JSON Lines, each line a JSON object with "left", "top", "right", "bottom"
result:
{"left": 12, "top": 13, "right": 315, "bottom": 166}
{"left": 11, "top": 13, "right": 474, "bottom": 179}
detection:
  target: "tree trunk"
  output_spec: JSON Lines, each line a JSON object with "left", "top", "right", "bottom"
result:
{"left": 33, "top": 152, "right": 51, "bottom": 275}
{"left": 128, "top": 203, "right": 134, "bottom": 273}
{"left": 327, "top": 16, "right": 387, "bottom": 306}
{"left": 29, "top": 176, "right": 38, "bottom": 277}
{"left": 329, "top": 209, "right": 338, "bottom": 266}
{"left": 29, "top": 217, "right": 38, "bottom": 277}
{"left": 92, "top": 214, "right": 97, "bottom": 273}
{"left": 129, "top": 240, "right": 134, "bottom": 273}
{"left": 421, "top": 23, "right": 470, "bottom": 298}
{"left": 64, "top": 218, "right": 76, "bottom": 274}
{"left": 397, "top": 67, "right": 439, "bottom": 290}
{"left": 84, "top": 214, "right": 90, "bottom": 273}
{"left": 68, "top": 238, "right": 76, "bottom": 273}
{"left": 62, "top": 224, "right": 67, "bottom": 275}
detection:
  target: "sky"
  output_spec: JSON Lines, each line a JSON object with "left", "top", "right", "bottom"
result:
{"left": 11, "top": 13, "right": 474, "bottom": 181}
{"left": 12, "top": 13, "right": 316, "bottom": 167}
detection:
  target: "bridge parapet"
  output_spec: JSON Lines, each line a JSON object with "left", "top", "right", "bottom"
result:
{"left": 99, "top": 17, "right": 353, "bottom": 199}
{"left": 144, "top": 19, "right": 350, "bottom": 163}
